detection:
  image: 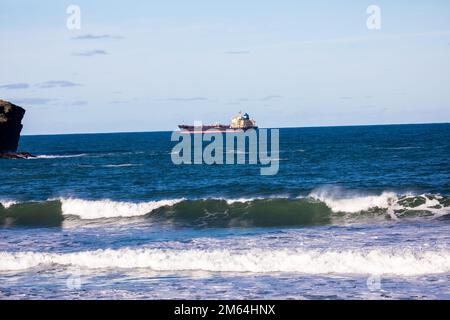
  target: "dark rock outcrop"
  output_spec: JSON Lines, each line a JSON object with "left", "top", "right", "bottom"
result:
{"left": 0, "top": 99, "right": 34, "bottom": 158}
{"left": 0, "top": 99, "right": 25, "bottom": 153}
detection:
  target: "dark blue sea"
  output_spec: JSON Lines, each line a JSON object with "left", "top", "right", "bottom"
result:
{"left": 1, "top": 124, "right": 450, "bottom": 299}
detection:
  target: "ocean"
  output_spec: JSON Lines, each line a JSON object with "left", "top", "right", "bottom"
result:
{"left": 1, "top": 123, "right": 450, "bottom": 299}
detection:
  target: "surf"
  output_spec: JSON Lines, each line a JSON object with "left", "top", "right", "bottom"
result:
{"left": 1, "top": 247, "right": 450, "bottom": 276}
{"left": 1, "top": 192, "right": 449, "bottom": 228}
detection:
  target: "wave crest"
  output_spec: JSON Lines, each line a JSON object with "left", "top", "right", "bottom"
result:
{"left": 309, "top": 187, "right": 450, "bottom": 217}
{"left": 309, "top": 189, "right": 398, "bottom": 213}
{"left": 60, "top": 198, "right": 184, "bottom": 219}
{"left": 1, "top": 192, "right": 449, "bottom": 227}
{"left": 1, "top": 247, "right": 449, "bottom": 276}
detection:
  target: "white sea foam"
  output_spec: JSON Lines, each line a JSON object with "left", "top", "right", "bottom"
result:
{"left": 0, "top": 200, "right": 17, "bottom": 209}
{"left": 33, "top": 154, "right": 87, "bottom": 159}
{"left": 1, "top": 247, "right": 450, "bottom": 276}
{"left": 396, "top": 195, "right": 448, "bottom": 215}
{"left": 102, "top": 164, "right": 141, "bottom": 168}
{"left": 221, "top": 197, "right": 263, "bottom": 205}
{"left": 308, "top": 188, "right": 449, "bottom": 216}
{"left": 223, "top": 197, "right": 263, "bottom": 204}
{"left": 60, "top": 198, "right": 184, "bottom": 219}
{"left": 309, "top": 189, "right": 399, "bottom": 213}
{"left": 215, "top": 196, "right": 289, "bottom": 205}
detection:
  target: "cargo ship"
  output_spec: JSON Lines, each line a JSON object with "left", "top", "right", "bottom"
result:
{"left": 178, "top": 112, "right": 258, "bottom": 132}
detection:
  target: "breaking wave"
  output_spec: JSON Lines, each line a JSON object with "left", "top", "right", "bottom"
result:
{"left": 0, "top": 201, "right": 64, "bottom": 227}
{"left": 1, "top": 192, "right": 449, "bottom": 227}
{"left": 60, "top": 198, "right": 184, "bottom": 219}
{"left": 308, "top": 188, "right": 450, "bottom": 217}
{"left": 0, "top": 200, "right": 17, "bottom": 209}
{"left": 1, "top": 247, "right": 449, "bottom": 276}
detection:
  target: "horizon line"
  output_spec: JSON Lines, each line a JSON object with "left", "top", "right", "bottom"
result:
{"left": 21, "top": 121, "right": 450, "bottom": 137}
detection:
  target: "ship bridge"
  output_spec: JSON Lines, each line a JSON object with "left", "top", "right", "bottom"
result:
{"left": 230, "top": 112, "right": 257, "bottom": 130}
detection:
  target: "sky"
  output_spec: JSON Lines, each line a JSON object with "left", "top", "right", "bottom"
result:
{"left": 1, "top": 0, "right": 449, "bottom": 135}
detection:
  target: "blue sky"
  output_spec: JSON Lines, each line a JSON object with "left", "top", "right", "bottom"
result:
{"left": 1, "top": 0, "right": 449, "bottom": 134}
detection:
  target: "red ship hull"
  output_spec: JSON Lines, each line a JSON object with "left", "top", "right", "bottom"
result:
{"left": 178, "top": 124, "right": 258, "bottom": 133}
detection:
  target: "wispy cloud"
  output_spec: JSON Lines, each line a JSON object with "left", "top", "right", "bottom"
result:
{"left": 281, "top": 30, "right": 450, "bottom": 47}
{"left": 9, "top": 98, "right": 53, "bottom": 105}
{"left": 36, "top": 80, "right": 81, "bottom": 89}
{"left": 168, "top": 97, "right": 208, "bottom": 102}
{"left": 72, "top": 49, "right": 108, "bottom": 57}
{"left": 340, "top": 96, "right": 353, "bottom": 100}
{"left": 360, "top": 104, "right": 378, "bottom": 109}
{"left": 224, "top": 50, "right": 251, "bottom": 55}
{"left": 109, "top": 100, "right": 128, "bottom": 104}
{"left": 68, "top": 100, "right": 88, "bottom": 106}
{"left": 72, "top": 34, "right": 124, "bottom": 40}
{"left": 261, "top": 95, "right": 282, "bottom": 101}
{"left": 0, "top": 83, "right": 30, "bottom": 90}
